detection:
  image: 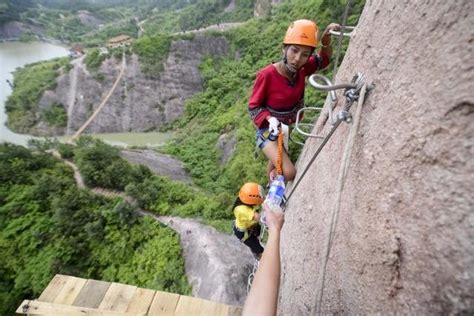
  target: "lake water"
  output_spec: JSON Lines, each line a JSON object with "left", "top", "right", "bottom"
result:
{"left": 0, "top": 41, "right": 69, "bottom": 146}
{"left": 0, "top": 41, "right": 172, "bottom": 148}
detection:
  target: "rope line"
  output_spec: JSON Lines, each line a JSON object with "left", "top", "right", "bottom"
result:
{"left": 311, "top": 83, "right": 367, "bottom": 315}
{"left": 276, "top": 131, "right": 284, "bottom": 176}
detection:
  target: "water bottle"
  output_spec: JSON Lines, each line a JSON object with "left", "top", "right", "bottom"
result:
{"left": 261, "top": 175, "right": 285, "bottom": 224}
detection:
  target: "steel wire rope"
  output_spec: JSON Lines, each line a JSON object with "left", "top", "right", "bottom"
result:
{"left": 311, "top": 83, "right": 367, "bottom": 315}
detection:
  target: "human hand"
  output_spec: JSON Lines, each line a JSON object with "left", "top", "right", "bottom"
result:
{"left": 268, "top": 117, "right": 280, "bottom": 136}
{"left": 263, "top": 202, "right": 285, "bottom": 233}
{"left": 321, "top": 23, "right": 341, "bottom": 45}
{"left": 324, "top": 23, "right": 341, "bottom": 34}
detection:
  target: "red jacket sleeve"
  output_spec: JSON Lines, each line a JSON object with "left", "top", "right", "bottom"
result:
{"left": 303, "top": 51, "right": 331, "bottom": 76}
{"left": 318, "top": 50, "right": 331, "bottom": 70}
{"left": 248, "top": 70, "right": 271, "bottom": 128}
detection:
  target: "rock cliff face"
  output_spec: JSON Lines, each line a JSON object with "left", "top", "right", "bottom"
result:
{"left": 155, "top": 215, "right": 255, "bottom": 306}
{"left": 0, "top": 21, "right": 26, "bottom": 40}
{"left": 279, "top": 1, "right": 473, "bottom": 315}
{"left": 39, "top": 34, "right": 230, "bottom": 134}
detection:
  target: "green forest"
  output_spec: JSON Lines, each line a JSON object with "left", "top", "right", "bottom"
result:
{"left": 0, "top": 141, "right": 190, "bottom": 315}
{"left": 1, "top": 0, "right": 365, "bottom": 314}
{"left": 0, "top": 0, "right": 255, "bottom": 44}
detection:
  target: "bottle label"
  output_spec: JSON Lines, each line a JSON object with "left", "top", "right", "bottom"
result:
{"left": 275, "top": 185, "right": 285, "bottom": 198}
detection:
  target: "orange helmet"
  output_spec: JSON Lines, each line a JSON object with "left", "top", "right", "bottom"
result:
{"left": 283, "top": 19, "right": 319, "bottom": 48}
{"left": 239, "top": 182, "right": 264, "bottom": 205}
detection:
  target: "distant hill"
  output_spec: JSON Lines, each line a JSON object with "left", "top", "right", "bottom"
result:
{"left": 0, "top": 0, "right": 255, "bottom": 43}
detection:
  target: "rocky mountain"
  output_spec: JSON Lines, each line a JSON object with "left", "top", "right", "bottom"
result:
{"left": 39, "top": 34, "right": 230, "bottom": 135}
{"left": 279, "top": 1, "right": 473, "bottom": 314}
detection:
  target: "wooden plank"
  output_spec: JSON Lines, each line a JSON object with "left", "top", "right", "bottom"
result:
{"left": 38, "top": 274, "right": 69, "bottom": 302}
{"left": 72, "top": 279, "right": 111, "bottom": 308}
{"left": 210, "top": 304, "right": 234, "bottom": 316}
{"left": 174, "top": 295, "right": 203, "bottom": 316}
{"left": 196, "top": 299, "right": 229, "bottom": 316}
{"left": 53, "top": 276, "right": 87, "bottom": 305}
{"left": 148, "top": 291, "right": 180, "bottom": 316}
{"left": 16, "top": 300, "right": 140, "bottom": 316}
{"left": 98, "top": 282, "right": 137, "bottom": 312}
{"left": 125, "top": 288, "right": 156, "bottom": 314}
{"left": 215, "top": 305, "right": 232, "bottom": 316}
{"left": 209, "top": 302, "right": 233, "bottom": 316}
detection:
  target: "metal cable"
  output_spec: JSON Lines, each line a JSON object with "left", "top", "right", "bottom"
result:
{"left": 311, "top": 83, "right": 367, "bottom": 315}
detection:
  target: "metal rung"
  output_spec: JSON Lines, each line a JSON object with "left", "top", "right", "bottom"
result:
{"left": 309, "top": 74, "right": 357, "bottom": 93}
{"left": 290, "top": 123, "right": 316, "bottom": 146}
{"left": 309, "top": 73, "right": 364, "bottom": 126}
{"left": 293, "top": 107, "right": 325, "bottom": 141}
{"left": 329, "top": 26, "right": 355, "bottom": 37}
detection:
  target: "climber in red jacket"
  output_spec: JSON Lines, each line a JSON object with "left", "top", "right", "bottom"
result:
{"left": 249, "top": 19, "right": 341, "bottom": 182}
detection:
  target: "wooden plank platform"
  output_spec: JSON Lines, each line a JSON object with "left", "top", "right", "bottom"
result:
{"left": 17, "top": 274, "right": 242, "bottom": 316}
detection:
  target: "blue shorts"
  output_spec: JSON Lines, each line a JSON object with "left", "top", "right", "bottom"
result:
{"left": 256, "top": 128, "right": 271, "bottom": 149}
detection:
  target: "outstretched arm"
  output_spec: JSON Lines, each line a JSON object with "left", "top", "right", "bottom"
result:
{"left": 243, "top": 204, "right": 285, "bottom": 316}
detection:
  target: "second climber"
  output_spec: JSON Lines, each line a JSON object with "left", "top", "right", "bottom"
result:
{"left": 232, "top": 182, "right": 265, "bottom": 260}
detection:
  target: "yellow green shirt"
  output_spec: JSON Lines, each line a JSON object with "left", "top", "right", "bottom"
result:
{"left": 234, "top": 205, "right": 258, "bottom": 230}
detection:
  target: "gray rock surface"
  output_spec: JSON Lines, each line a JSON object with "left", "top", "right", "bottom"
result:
{"left": 77, "top": 11, "right": 103, "bottom": 27}
{"left": 217, "top": 132, "right": 237, "bottom": 165}
{"left": 36, "top": 34, "right": 230, "bottom": 136}
{"left": 279, "top": 1, "right": 473, "bottom": 315}
{"left": 224, "top": 0, "right": 236, "bottom": 13}
{"left": 146, "top": 214, "right": 255, "bottom": 306}
{"left": 0, "top": 21, "right": 25, "bottom": 40}
{"left": 253, "top": 0, "right": 282, "bottom": 17}
{"left": 121, "top": 149, "right": 192, "bottom": 183}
